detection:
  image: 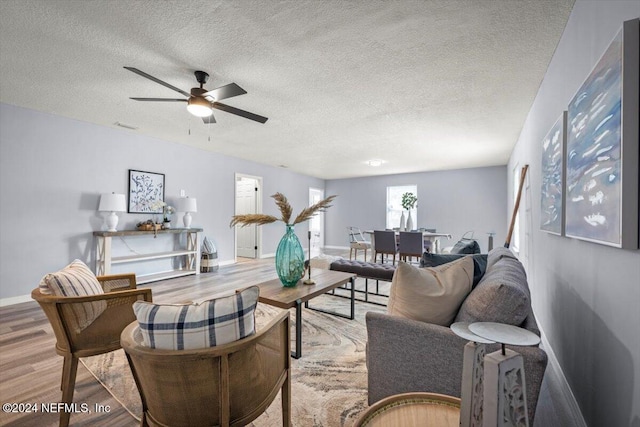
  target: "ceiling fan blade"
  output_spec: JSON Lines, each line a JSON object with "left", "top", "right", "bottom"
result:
{"left": 202, "top": 114, "right": 217, "bottom": 124}
{"left": 212, "top": 102, "right": 268, "bottom": 124}
{"left": 130, "top": 97, "right": 187, "bottom": 102}
{"left": 202, "top": 83, "right": 247, "bottom": 101}
{"left": 124, "top": 67, "right": 191, "bottom": 97}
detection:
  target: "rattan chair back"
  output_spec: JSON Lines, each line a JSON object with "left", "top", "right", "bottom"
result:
{"left": 121, "top": 310, "right": 291, "bottom": 427}
{"left": 32, "top": 273, "right": 152, "bottom": 427}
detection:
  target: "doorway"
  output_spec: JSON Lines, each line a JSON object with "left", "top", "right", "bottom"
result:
{"left": 235, "top": 174, "right": 262, "bottom": 259}
{"left": 309, "top": 187, "right": 324, "bottom": 258}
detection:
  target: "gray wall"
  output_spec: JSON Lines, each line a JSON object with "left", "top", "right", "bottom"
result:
{"left": 0, "top": 103, "right": 324, "bottom": 300}
{"left": 325, "top": 166, "right": 507, "bottom": 253}
{"left": 507, "top": 2, "right": 640, "bottom": 426}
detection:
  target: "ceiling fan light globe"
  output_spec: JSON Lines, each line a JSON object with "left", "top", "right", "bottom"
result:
{"left": 187, "top": 97, "right": 213, "bottom": 117}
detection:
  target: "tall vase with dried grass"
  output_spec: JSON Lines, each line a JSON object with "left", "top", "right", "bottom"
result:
{"left": 231, "top": 193, "right": 336, "bottom": 287}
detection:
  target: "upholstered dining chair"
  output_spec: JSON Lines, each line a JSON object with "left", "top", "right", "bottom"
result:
{"left": 398, "top": 231, "right": 425, "bottom": 263}
{"left": 374, "top": 230, "right": 398, "bottom": 265}
{"left": 32, "top": 270, "right": 152, "bottom": 427}
{"left": 347, "top": 226, "right": 372, "bottom": 261}
{"left": 121, "top": 310, "right": 292, "bottom": 427}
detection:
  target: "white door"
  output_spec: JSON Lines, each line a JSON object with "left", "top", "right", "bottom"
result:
{"left": 309, "top": 188, "right": 324, "bottom": 258}
{"left": 236, "top": 176, "right": 258, "bottom": 258}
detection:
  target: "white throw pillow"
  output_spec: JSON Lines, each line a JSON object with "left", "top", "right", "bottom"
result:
{"left": 133, "top": 286, "right": 259, "bottom": 350}
{"left": 388, "top": 257, "right": 473, "bottom": 326}
{"left": 38, "top": 259, "right": 107, "bottom": 333}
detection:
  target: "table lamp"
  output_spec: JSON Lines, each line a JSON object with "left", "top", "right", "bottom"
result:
{"left": 177, "top": 197, "right": 197, "bottom": 228}
{"left": 99, "top": 193, "right": 126, "bottom": 232}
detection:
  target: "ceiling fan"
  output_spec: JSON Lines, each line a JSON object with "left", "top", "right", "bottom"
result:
{"left": 124, "top": 67, "right": 268, "bottom": 124}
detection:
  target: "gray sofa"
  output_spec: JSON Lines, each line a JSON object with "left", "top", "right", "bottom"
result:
{"left": 365, "top": 247, "right": 548, "bottom": 425}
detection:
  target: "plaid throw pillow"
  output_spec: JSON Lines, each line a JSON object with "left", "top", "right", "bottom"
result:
{"left": 38, "top": 259, "right": 107, "bottom": 333}
{"left": 133, "top": 286, "right": 259, "bottom": 350}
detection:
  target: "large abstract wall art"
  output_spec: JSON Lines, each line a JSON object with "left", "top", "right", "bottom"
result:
{"left": 541, "top": 112, "right": 566, "bottom": 235}
{"left": 565, "top": 19, "right": 638, "bottom": 249}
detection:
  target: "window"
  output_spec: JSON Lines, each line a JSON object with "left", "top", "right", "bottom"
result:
{"left": 386, "top": 185, "right": 417, "bottom": 229}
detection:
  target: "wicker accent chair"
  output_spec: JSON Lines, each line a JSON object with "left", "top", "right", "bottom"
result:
{"left": 121, "top": 310, "right": 292, "bottom": 427}
{"left": 31, "top": 273, "right": 152, "bottom": 427}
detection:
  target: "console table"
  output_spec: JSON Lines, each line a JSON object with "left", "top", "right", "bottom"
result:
{"left": 93, "top": 228, "right": 203, "bottom": 284}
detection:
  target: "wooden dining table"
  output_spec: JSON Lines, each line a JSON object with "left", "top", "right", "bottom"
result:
{"left": 364, "top": 230, "right": 452, "bottom": 262}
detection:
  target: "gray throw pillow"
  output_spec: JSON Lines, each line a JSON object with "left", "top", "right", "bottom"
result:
{"left": 455, "top": 255, "right": 530, "bottom": 326}
{"left": 450, "top": 239, "right": 481, "bottom": 254}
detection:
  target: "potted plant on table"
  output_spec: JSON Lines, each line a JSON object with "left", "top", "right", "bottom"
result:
{"left": 401, "top": 192, "right": 418, "bottom": 231}
{"left": 162, "top": 205, "right": 175, "bottom": 229}
{"left": 230, "top": 193, "right": 336, "bottom": 287}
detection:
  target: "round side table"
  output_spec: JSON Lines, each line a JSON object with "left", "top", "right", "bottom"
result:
{"left": 354, "top": 392, "right": 461, "bottom": 427}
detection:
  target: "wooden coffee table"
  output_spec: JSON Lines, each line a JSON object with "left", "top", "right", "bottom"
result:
{"left": 255, "top": 269, "right": 356, "bottom": 359}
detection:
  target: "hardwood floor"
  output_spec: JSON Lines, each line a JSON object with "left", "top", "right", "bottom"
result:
{"left": 0, "top": 250, "right": 578, "bottom": 426}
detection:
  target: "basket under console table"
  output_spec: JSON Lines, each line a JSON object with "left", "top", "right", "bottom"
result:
{"left": 93, "top": 228, "right": 203, "bottom": 284}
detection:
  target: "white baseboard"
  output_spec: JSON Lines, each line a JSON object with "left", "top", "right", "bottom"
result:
{"left": 324, "top": 245, "right": 349, "bottom": 250}
{"left": 537, "top": 320, "right": 587, "bottom": 427}
{"left": 0, "top": 294, "right": 33, "bottom": 307}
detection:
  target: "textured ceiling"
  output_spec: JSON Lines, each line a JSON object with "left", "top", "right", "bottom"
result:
{"left": 0, "top": 0, "right": 574, "bottom": 179}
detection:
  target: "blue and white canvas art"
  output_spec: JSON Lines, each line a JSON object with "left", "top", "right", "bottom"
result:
{"left": 566, "top": 29, "right": 623, "bottom": 246}
{"left": 128, "top": 170, "right": 165, "bottom": 214}
{"left": 540, "top": 113, "right": 565, "bottom": 235}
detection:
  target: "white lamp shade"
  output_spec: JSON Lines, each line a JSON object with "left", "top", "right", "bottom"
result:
{"left": 177, "top": 197, "right": 197, "bottom": 213}
{"left": 99, "top": 193, "right": 126, "bottom": 212}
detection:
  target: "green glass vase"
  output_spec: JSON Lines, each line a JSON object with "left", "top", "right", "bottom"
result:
{"left": 275, "top": 224, "right": 305, "bottom": 287}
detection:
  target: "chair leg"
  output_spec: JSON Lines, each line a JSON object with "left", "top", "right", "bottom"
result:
{"left": 282, "top": 371, "right": 291, "bottom": 427}
{"left": 60, "top": 354, "right": 79, "bottom": 427}
{"left": 349, "top": 248, "right": 353, "bottom": 260}
{"left": 61, "top": 356, "right": 68, "bottom": 391}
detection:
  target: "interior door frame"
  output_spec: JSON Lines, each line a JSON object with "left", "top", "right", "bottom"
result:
{"left": 234, "top": 173, "right": 263, "bottom": 261}
{"left": 309, "top": 187, "right": 325, "bottom": 257}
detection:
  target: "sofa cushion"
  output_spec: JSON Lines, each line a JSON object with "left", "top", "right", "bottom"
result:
{"left": 485, "top": 246, "right": 519, "bottom": 270}
{"left": 388, "top": 257, "right": 473, "bottom": 326}
{"left": 38, "top": 259, "right": 107, "bottom": 333}
{"left": 450, "top": 239, "right": 481, "bottom": 254}
{"left": 133, "top": 286, "right": 259, "bottom": 350}
{"left": 455, "top": 249, "right": 530, "bottom": 326}
{"left": 420, "top": 253, "right": 487, "bottom": 288}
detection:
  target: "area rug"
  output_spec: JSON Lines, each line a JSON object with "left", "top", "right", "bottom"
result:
{"left": 81, "top": 292, "right": 386, "bottom": 426}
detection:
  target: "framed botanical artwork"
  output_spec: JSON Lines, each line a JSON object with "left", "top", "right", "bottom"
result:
{"left": 128, "top": 170, "right": 165, "bottom": 214}
{"left": 540, "top": 112, "right": 566, "bottom": 236}
{"left": 565, "top": 19, "right": 638, "bottom": 249}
